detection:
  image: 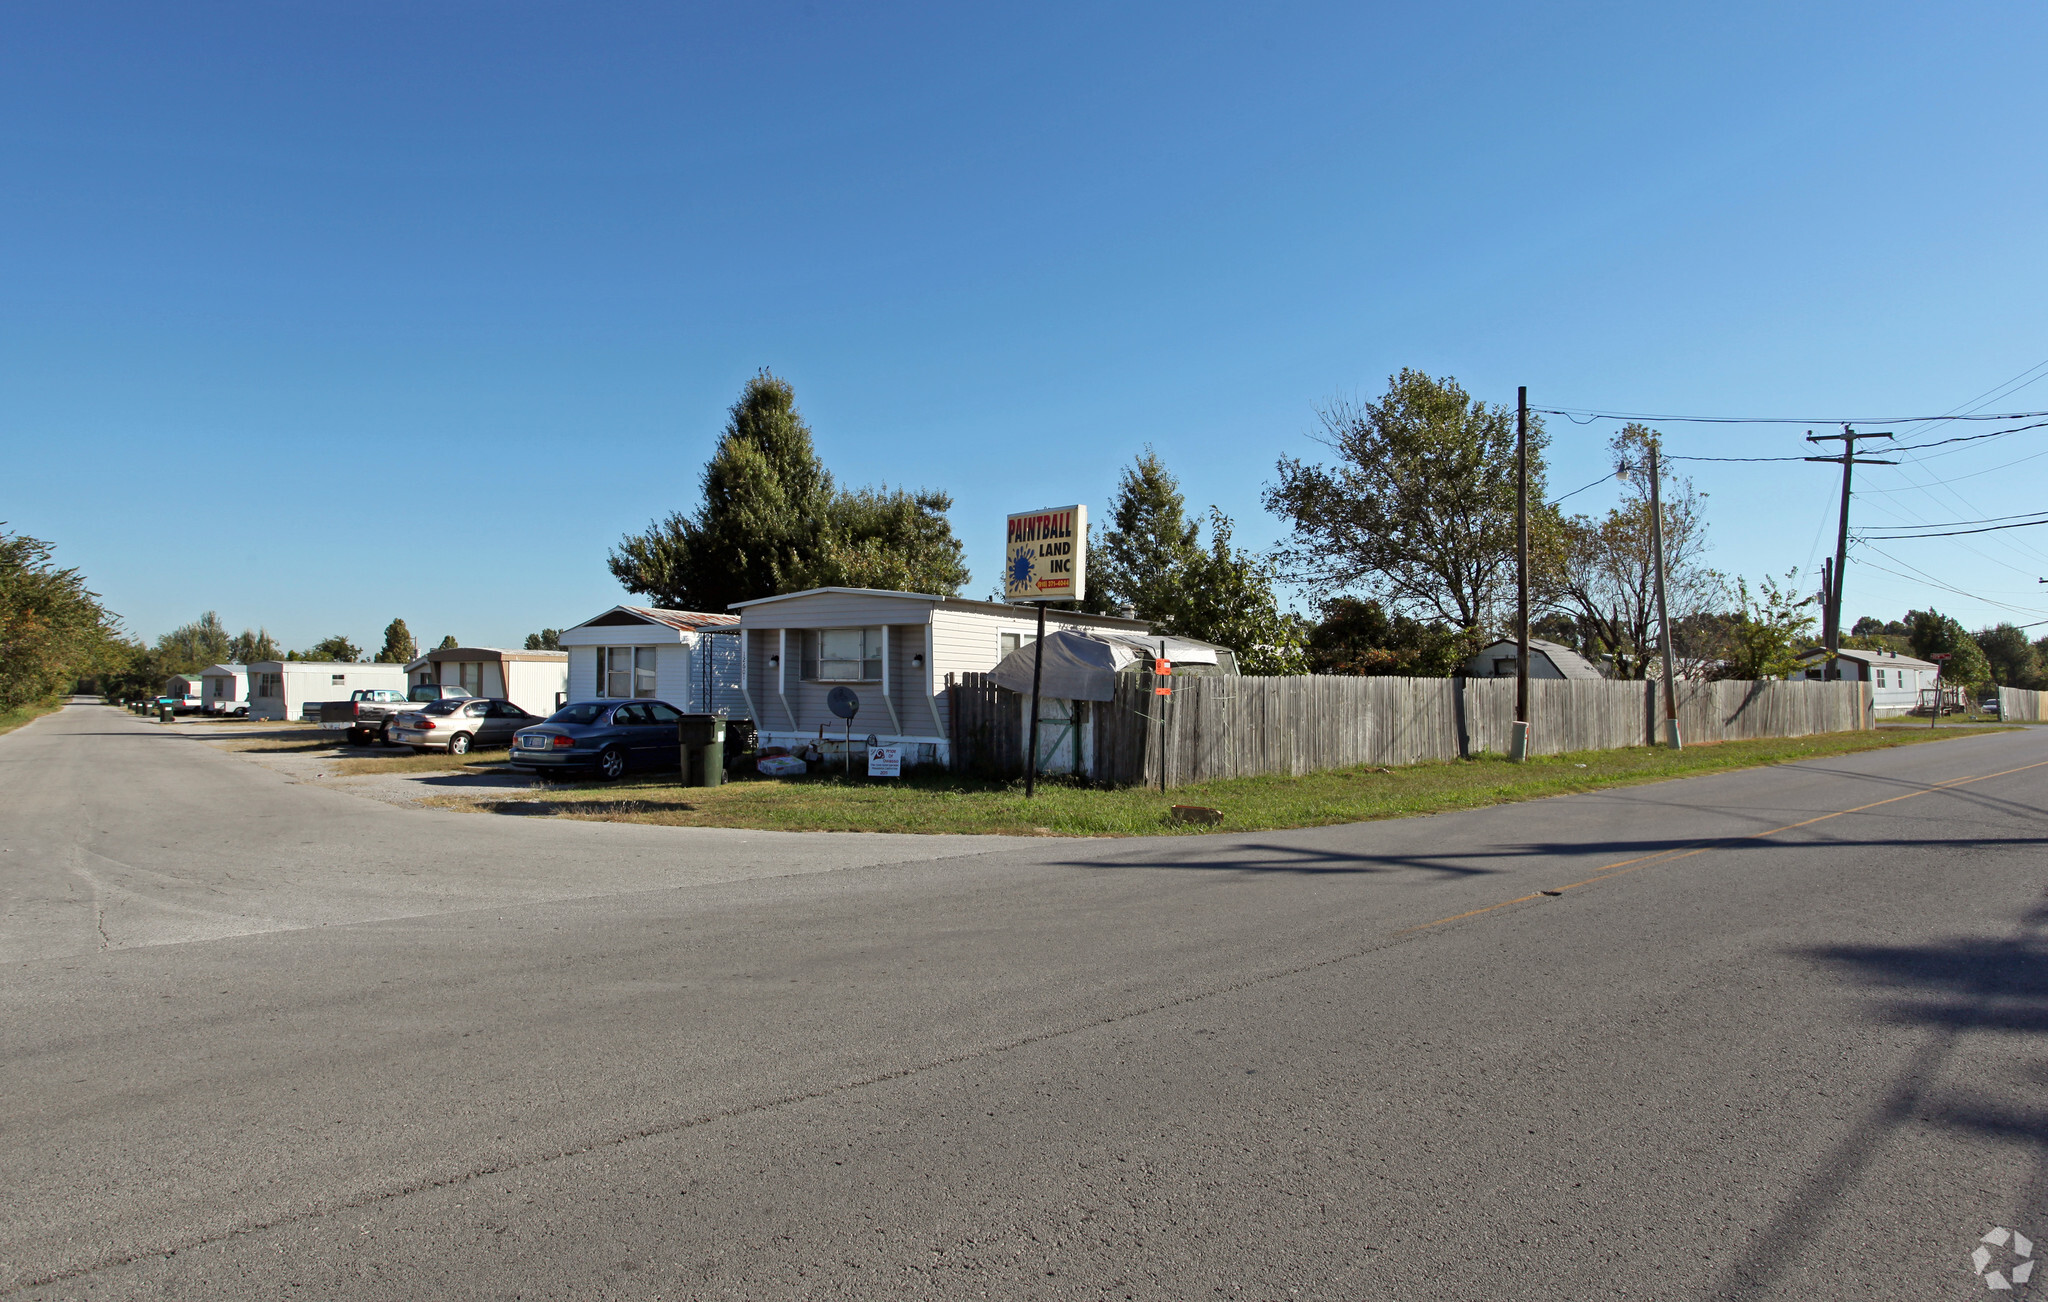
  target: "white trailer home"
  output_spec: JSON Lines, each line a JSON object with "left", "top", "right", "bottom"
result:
{"left": 555, "top": 606, "right": 745, "bottom": 713}
{"left": 403, "top": 647, "right": 570, "bottom": 717}
{"left": 1797, "top": 647, "right": 1943, "bottom": 717}
{"left": 246, "top": 660, "right": 409, "bottom": 722}
{"left": 729, "top": 587, "right": 1154, "bottom": 766}
{"left": 199, "top": 663, "right": 249, "bottom": 714}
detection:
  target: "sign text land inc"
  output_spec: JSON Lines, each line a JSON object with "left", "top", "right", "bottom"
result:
{"left": 1003, "top": 505, "right": 1088, "bottom": 603}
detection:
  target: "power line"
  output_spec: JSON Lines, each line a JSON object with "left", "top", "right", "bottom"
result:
{"left": 1852, "top": 516, "right": 2048, "bottom": 540}
{"left": 1859, "top": 508, "right": 2048, "bottom": 531}
{"left": 1533, "top": 407, "right": 2048, "bottom": 426}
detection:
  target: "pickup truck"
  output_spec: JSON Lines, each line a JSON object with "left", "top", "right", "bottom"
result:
{"left": 319, "top": 685, "right": 473, "bottom": 745}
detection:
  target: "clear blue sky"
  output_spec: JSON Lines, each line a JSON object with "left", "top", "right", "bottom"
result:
{"left": 7, "top": 2, "right": 2047, "bottom": 651}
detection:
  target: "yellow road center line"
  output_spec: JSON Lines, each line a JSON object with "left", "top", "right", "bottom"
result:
{"left": 1397, "top": 757, "right": 2048, "bottom": 936}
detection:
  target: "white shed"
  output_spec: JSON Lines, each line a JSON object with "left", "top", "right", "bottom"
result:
{"left": 729, "top": 587, "right": 1155, "bottom": 766}
{"left": 402, "top": 646, "right": 570, "bottom": 717}
{"left": 199, "top": 663, "right": 249, "bottom": 714}
{"left": 246, "top": 660, "right": 409, "bottom": 722}
{"left": 556, "top": 606, "right": 745, "bottom": 714}
{"left": 1465, "top": 638, "right": 1608, "bottom": 681}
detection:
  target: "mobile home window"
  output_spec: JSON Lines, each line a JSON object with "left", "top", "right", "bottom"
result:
{"left": 332, "top": 674, "right": 346, "bottom": 685}
{"left": 602, "top": 647, "right": 658, "bottom": 698}
{"left": 1876, "top": 668, "right": 1886, "bottom": 687}
{"left": 257, "top": 673, "right": 281, "bottom": 697}
{"left": 809, "top": 628, "right": 883, "bottom": 681}
{"left": 455, "top": 661, "right": 484, "bottom": 696}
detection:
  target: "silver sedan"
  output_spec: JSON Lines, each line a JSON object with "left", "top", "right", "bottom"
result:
{"left": 388, "top": 698, "right": 542, "bottom": 755}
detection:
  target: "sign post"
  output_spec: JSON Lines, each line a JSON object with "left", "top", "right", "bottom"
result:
{"left": 1004, "top": 505, "right": 1088, "bottom": 797}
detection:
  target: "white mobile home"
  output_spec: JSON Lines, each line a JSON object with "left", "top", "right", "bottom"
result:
{"left": 199, "top": 663, "right": 249, "bottom": 714}
{"left": 729, "top": 587, "right": 1155, "bottom": 766}
{"left": 246, "top": 661, "right": 409, "bottom": 722}
{"left": 403, "top": 646, "right": 570, "bottom": 717}
{"left": 556, "top": 606, "right": 745, "bottom": 713}
{"left": 1797, "top": 647, "right": 1943, "bottom": 717}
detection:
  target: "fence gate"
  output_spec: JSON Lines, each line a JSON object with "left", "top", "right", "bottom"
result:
{"left": 692, "top": 630, "right": 745, "bottom": 715}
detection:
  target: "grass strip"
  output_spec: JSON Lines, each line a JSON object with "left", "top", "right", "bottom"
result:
{"left": 0, "top": 698, "right": 66, "bottom": 739}
{"left": 418, "top": 725, "right": 2014, "bottom": 838}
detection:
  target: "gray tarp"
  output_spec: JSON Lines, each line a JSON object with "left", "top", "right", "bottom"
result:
{"left": 987, "top": 630, "right": 1225, "bottom": 702}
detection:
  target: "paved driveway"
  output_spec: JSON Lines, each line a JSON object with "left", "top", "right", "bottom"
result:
{"left": 3, "top": 703, "right": 2045, "bottom": 1299}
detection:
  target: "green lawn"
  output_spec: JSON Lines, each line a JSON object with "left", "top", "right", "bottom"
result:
{"left": 419, "top": 725, "right": 2014, "bottom": 837}
{"left": 0, "top": 698, "right": 65, "bottom": 738}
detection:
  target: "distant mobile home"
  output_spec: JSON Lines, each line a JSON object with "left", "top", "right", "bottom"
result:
{"left": 199, "top": 663, "right": 248, "bottom": 714}
{"left": 403, "top": 646, "right": 570, "bottom": 717}
{"left": 246, "top": 661, "right": 408, "bottom": 722}
{"left": 728, "top": 587, "right": 1154, "bottom": 765}
{"left": 1796, "top": 647, "right": 1943, "bottom": 716}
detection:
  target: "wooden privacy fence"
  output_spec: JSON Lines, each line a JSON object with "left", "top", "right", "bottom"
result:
{"left": 2000, "top": 686, "right": 2048, "bottom": 722}
{"left": 949, "top": 672, "right": 1873, "bottom": 789}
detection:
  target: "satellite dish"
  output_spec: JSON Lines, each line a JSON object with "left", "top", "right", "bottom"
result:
{"left": 827, "top": 686, "right": 861, "bottom": 720}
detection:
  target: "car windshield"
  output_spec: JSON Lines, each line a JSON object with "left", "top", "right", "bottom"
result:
{"left": 548, "top": 703, "right": 611, "bottom": 725}
{"left": 421, "top": 701, "right": 463, "bottom": 715}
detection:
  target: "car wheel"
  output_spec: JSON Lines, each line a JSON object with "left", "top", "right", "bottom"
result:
{"left": 346, "top": 728, "right": 366, "bottom": 746}
{"left": 598, "top": 746, "right": 626, "bottom": 780}
{"left": 378, "top": 723, "right": 393, "bottom": 746}
{"left": 449, "top": 732, "right": 472, "bottom": 756}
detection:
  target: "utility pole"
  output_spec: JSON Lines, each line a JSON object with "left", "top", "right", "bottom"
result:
{"left": 1647, "top": 438, "right": 1681, "bottom": 749}
{"left": 1024, "top": 600, "right": 1045, "bottom": 797}
{"left": 1512, "top": 385, "right": 1530, "bottom": 762}
{"left": 1804, "top": 425, "right": 1895, "bottom": 678}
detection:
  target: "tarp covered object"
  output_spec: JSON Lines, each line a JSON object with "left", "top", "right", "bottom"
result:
{"left": 988, "top": 631, "right": 1133, "bottom": 701}
{"left": 987, "top": 630, "right": 1226, "bottom": 702}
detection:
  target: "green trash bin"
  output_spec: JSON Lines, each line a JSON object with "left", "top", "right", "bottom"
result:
{"left": 677, "top": 714, "right": 725, "bottom": 788}
{"left": 158, "top": 702, "right": 174, "bottom": 723}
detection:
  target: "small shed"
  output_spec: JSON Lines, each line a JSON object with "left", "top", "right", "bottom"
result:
{"left": 982, "top": 629, "right": 1239, "bottom": 775}
{"left": 403, "top": 646, "right": 570, "bottom": 717}
{"left": 246, "top": 660, "right": 409, "bottom": 722}
{"left": 199, "top": 663, "right": 248, "bottom": 714}
{"left": 1796, "top": 646, "right": 1941, "bottom": 716}
{"left": 555, "top": 606, "right": 745, "bottom": 714}
{"left": 728, "top": 587, "right": 1155, "bottom": 766}
{"left": 164, "top": 672, "right": 207, "bottom": 701}
{"left": 1465, "top": 638, "right": 1608, "bottom": 681}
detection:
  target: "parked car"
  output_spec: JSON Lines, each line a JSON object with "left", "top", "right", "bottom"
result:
{"left": 1981, "top": 696, "right": 2001, "bottom": 714}
{"left": 508, "top": 700, "right": 687, "bottom": 780}
{"left": 171, "top": 693, "right": 204, "bottom": 716}
{"left": 319, "top": 684, "right": 475, "bottom": 746}
{"left": 389, "top": 697, "right": 542, "bottom": 755}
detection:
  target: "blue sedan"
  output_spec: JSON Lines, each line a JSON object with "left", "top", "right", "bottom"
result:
{"left": 509, "top": 700, "right": 686, "bottom": 780}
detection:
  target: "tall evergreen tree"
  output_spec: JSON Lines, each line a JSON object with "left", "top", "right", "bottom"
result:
{"left": 1085, "top": 448, "right": 1202, "bottom": 623}
{"left": 437, "top": 635, "right": 459, "bottom": 651}
{"left": 0, "top": 526, "right": 121, "bottom": 709}
{"left": 610, "top": 371, "right": 966, "bottom": 609}
{"left": 227, "top": 628, "right": 280, "bottom": 664}
{"left": 375, "top": 618, "right": 418, "bottom": 665}
{"left": 524, "top": 629, "right": 562, "bottom": 651}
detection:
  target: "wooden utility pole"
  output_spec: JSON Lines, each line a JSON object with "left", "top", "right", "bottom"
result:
{"left": 1024, "top": 600, "right": 1045, "bottom": 797}
{"left": 1647, "top": 439, "right": 1681, "bottom": 748}
{"left": 1512, "top": 385, "right": 1530, "bottom": 762}
{"left": 1804, "top": 425, "right": 1895, "bottom": 678}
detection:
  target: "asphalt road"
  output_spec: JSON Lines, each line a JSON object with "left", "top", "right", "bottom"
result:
{"left": 3, "top": 702, "right": 2045, "bottom": 1299}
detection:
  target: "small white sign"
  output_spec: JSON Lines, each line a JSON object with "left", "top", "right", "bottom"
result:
{"left": 1003, "top": 504, "right": 1087, "bottom": 603}
{"left": 867, "top": 745, "right": 901, "bottom": 778}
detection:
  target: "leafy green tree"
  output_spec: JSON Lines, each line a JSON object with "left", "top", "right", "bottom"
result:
{"left": 307, "top": 635, "right": 362, "bottom": 663}
{"left": 1306, "top": 597, "right": 1478, "bottom": 677}
{"left": 155, "top": 611, "right": 233, "bottom": 674}
{"left": 1720, "top": 573, "right": 1816, "bottom": 681}
{"left": 1266, "top": 369, "right": 1553, "bottom": 631}
{"left": 1169, "top": 510, "right": 1306, "bottom": 675}
{"left": 609, "top": 371, "right": 968, "bottom": 610}
{"left": 818, "top": 486, "right": 970, "bottom": 596}
{"left": 228, "top": 628, "right": 280, "bottom": 664}
{"left": 1907, "top": 609, "right": 1990, "bottom": 688}
{"left": 524, "top": 629, "right": 562, "bottom": 651}
{"left": 0, "top": 526, "right": 122, "bottom": 709}
{"left": 1083, "top": 448, "right": 1203, "bottom": 623}
{"left": 1972, "top": 624, "right": 2043, "bottom": 689}
{"left": 375, "top": 618, "right": 418, "bottom": 665}
{"left": 437, "top": 635, "right": 458, "bottom": 651}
